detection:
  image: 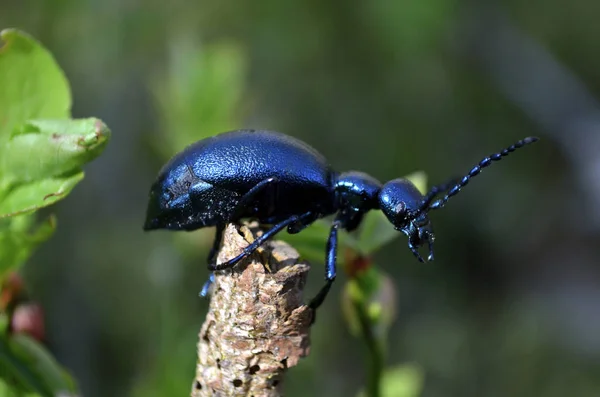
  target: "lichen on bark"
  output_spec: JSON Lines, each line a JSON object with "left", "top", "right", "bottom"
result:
{"left": 192, "top": 223, "right": 312, "bottom": 397}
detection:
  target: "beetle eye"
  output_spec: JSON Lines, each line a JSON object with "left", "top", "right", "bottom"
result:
{"left": 394, "top": 202, "right": 406, "bottom": 216}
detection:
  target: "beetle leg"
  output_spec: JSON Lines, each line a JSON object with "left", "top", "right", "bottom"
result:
{"left": 209, "top": 211, "right": 314, "bottom": 271}
{"left": 408, "top": 240, "right": 425, "bottom": 263}
{"left": 198, "top": 224, "right": 225, "bottom": 299}
{"left": 230, "top": 177, "right": 279, "bottom": 220}
{"left": 308, "top": 219, "right": 341, "bottom": 316}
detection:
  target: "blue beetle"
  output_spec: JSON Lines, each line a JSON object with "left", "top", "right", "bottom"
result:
{"left": 144, "top": 130, "right": 538, "bottom": 310}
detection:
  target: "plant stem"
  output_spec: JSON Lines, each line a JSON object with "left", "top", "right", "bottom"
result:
{"left": 353, "top": 298, "right": 384, "bottom": 397}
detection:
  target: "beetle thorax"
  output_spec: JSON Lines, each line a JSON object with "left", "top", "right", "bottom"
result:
{"left": 333, "top": 171, "right": 382, "bottom": 231}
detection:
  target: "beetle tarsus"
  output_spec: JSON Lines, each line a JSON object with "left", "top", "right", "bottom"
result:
{"left": 199, "top": 273, "right": 215, "bottom": 298}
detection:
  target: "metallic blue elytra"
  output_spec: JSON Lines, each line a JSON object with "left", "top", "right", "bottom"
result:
{"left": 144, "top": 130, "right": 538, "bottom": 311}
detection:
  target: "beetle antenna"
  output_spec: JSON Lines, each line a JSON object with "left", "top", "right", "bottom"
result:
{"left": 420, "top": 136, "right": 539, "bottom": 214}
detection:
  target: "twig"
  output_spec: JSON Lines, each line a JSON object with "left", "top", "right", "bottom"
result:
{"left": 191, "top": 223, "right": 312, "bottom": 397}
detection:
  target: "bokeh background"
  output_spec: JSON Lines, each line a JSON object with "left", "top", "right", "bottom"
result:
{"left": 2, "top": 0, "right": 600, "bottom": 396}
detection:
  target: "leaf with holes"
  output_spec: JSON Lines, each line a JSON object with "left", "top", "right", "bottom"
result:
{"left": 0, "top": 118, "right": 110, "bottom": 187}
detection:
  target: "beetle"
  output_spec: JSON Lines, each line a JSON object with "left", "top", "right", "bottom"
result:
{"left": 144, "top": 130, "right": 538, "bottom": 310}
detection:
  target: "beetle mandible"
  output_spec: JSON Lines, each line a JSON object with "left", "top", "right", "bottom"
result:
{"left": 144, "top": 130, "right": 538, "bottom": 310}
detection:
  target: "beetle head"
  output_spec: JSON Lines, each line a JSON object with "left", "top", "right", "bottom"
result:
{"left": 377, "top": 136, "right": 540, "bottom": 262}
{"left": 378, "top": 178, "right": 434, "bottom": 262}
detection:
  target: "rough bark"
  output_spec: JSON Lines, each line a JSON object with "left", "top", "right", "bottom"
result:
{"left": 191, "top": 223, "right": 312, "bottom": 397}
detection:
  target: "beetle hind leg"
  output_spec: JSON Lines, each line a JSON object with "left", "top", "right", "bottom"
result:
{"left": 199, "top": 272, "right": 215, "bottom": 298}
{"left": 208, "top": 211, "right": 314, "bottom": 271}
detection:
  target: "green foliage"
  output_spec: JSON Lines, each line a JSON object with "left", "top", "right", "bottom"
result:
{"left": 0, "top": 30, "right": 70, "bottom": 146}
{"left": 0, "top": 28, "right": 111, "bottom": 396}
{"left": 0, "top": 334, "right": 76, "bottom": 397}
{"left": 152, "top": 35, "right": 248, "bottom": 156}
{"left": 365, "top": 0, "right": 456, "bottom": 54}
{"left": 1, "top": 119, "right": 109, "bottom": 190}
{"left": 0, "top": 29, "right": 111, "bottom": 277}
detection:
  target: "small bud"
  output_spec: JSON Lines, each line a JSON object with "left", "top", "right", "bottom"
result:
{"left": 343, "top": 249, "right": 373, "bottom": 278}
{"left": 11, "top": 302, "right": 45, "bottom": 341}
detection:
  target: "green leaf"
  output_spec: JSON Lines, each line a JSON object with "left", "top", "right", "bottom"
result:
{"left": 0, "top": 336, "right": 52, "bottom": 397}
{"left": 153, "top": 37, "right": 247, "bottom": 155}
{"left": 0, "top": 377, "right": 39, "bottom": 397}
{"left": 0, "top": 31, "right": 111, "bottom": 218}
{"left": 0, "top": 118, "right": 110, "bottom": 186}
{"left": 0, "top": 334, "right": 76, "bottom": 397}
{"left": 405, "top": 171, "right": 428, "bottom": 195}
{"left": 357, "top": 364, "right": 424, "bottom": 397}
{"left": 0, "top": 29, "right": 71, "bottom": 144}
{"left": 352, "top": 211, "right": 399, "bottom": 255}
{"left": 0, "top": 29, "right": 110, "bottom": 275}
{"left": 0, "top": 173, "right": 84, "bottom": 218}
{"left": 0, "top": 215, "right": 56, "bottom": 278}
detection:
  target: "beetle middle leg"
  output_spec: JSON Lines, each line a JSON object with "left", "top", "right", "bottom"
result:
{"left": 209, "top": 211, "right": 315, "bottom": 271}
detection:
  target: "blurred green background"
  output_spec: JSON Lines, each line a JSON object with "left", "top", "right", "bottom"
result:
{"left": 2, "top": 0, "right": 600, "bottom": 396}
